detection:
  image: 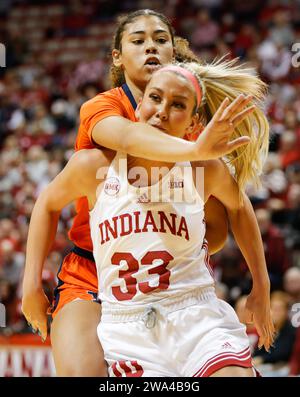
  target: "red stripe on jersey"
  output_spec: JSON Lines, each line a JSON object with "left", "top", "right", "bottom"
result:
{"left": 112, "top": 360, "right": 144, "bottom": 377}
{"left": 195, "top": 346, "right": 251, "bottom": 376}
{"left": 199, "top": 355, "right": 252, "bottom": 377}
{"left": 193, "top": 347, "right": 251, "bottom": 377}
{"left": 111, "top": 362, "right": 122, "bottom": 377}
{"left": 119, "top": 361, "right": 133, "bottom": 376}
{"left": 127, "top": 361, "right": 144, "bottom": 377}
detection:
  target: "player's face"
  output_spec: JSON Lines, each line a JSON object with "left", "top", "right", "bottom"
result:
{"left": 136, "top": 71, "right": 199, "bottom": 138}
{"left": 112, "top": 16, "right": 174, "bottom": 90}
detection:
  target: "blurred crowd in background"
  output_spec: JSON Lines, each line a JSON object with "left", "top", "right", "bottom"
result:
{"left": 0, "top": 0, "right": 300, "bottom": 376}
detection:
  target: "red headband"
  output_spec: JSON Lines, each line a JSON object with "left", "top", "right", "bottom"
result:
{"left": 159, "top": 65, "right": 202, "bottom": 108}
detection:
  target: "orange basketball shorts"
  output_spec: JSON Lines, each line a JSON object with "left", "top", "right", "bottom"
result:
{"left": 49, "top": 246, "right": 100, "bottom": 319}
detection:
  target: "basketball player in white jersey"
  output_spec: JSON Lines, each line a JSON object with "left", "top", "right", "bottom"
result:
{"left": 88, "top": 65, "right": 274, "bottom": 377}
{"left": 25, "top": 61, "right": 274, "bottom": 376}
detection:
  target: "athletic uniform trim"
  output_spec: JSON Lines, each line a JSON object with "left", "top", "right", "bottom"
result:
{"left": 122, "top": 83, "right": 137, "bottom": 110}
{"left": 100, "top": 287, "right": 216, "bottom": 322}
{"left": 49, "top": 245, "right": 99, "bottom": 318}
{"left": 192, "top": 346, "right": 252, "bottom": 377}
{"left": 72, "top": 245, "right": 95, "bottom": 262}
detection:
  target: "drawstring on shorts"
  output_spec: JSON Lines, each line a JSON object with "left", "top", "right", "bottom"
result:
{"left": 142, "top": 307, "right": 157, "bottom": 329}
{"left": 100, "top": 287, "right": 216, "bottom": 325}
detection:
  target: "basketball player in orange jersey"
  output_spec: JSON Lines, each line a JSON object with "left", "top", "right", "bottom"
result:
{"left": 22, "top": 10, "right": 267, "bottom": 376}
{"left": 23, "top": 61, "right": 273, "bottom": 376}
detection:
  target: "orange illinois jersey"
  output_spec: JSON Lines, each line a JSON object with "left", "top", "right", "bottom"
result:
{"left": 69, "top": 84, "right": 137, "bottom": 251}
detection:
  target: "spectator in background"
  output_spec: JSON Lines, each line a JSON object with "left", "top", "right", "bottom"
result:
{"left": 211, "top": 236, "right": 248, "bottom": 304}
{"left": 25, "top": 146, "right": 50, "bottom": 185}
{"left": 270, "top": 182, "right": 300, "bottom": 246}
{"left": 284, "top": 110, "right": 300, "bottom": 142}
{"left": 191, "top": 9, "right": 219, "bottom": 50}
{"left": 253, "top": 291, "right": 296, "bottom": 376}
{"left": 258, "top": 37, "right": 291, "bottom": 82}
{"left": 287, "top": 163, "right": 300, "bottom": 186}
{"left": 219, "top": 13, "right": 236, "bottom": 47}
{"left": 0, "top": 278, "right": 15, "bottom": 331}
{"left": 269, "top": 10, "right": 294, "bottom": 48}
{"left": 0, "top": 239, "right": 23, "bottom": 286}
{"left": 50, "top": 99, "right": 77, "bottom": 135}
{"left": 27, "top": 104, "right": 56, "bottom": 137}
{"left": 286, "top": 184, "right": 300, "bottom": 234}
{"left": 290, "top": 237, "right": 300, "bottom": 268}
{"left": 289, "top": 328, "right": 300, "bottom": 376}
{"left": 62, "top": 0, "right": 90, "bottom": 37}
{"left": 234, "top": 24, "right": 257, "bottom": 59}
{"left": 255, "top": 208, "right": 290, "bottom": 289}
{"left": 283, "top": 267, "right": 300, "bottom": 305}
{"left": 279, "top": 131, "right": 300, "bottom": 169}
{"left": 0, "top": 237, "right": 24, "bottom": 334}
{"left": 261, "top": 152, "right": 288, "bottom": 199}
{"left": 4, "top": 29, "right": 29, "bottom": 68}
{"left": 68, "top": 56, "right": 105, "bottom": 92}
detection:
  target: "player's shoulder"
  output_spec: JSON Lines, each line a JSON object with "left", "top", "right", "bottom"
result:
{"left": 81, "top": 87, "right": 125, "bottom": 110}
{"left": 70, "top": 149, "right": 115, "bottom": 174}
{"left": 192, "top": 159, "right": 224, "bottom": 175}
{"left": 192, "top": 159, "right": 229, "bottom": 190}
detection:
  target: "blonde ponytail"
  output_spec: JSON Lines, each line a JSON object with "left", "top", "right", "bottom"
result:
{"left": 181, "top": 58, "right": 269, "bottom": 191}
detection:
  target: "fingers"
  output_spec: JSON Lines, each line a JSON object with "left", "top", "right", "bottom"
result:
{"left": 259, "top": 328, "right": 271, "bottom": 351}
{"left": 258, "top": 330, "right": 270, "bottom": 351}
{"left": 220, "top": 94, "right": 253, "bottom": 122}
{"left": 231, "top": 105, "right": 255, "bottom": 127}
{"left": 207, "top": 95, "right": 254, "bottom": 143}
{"left": 224, "top": 136, "right": 250, "bottom": 154}
{"left": 27, "top": 318, "right": 48, "bottom": 342}
{"left": 27, "top": 320, "right": 38, "bottom": 335}
{"left": 265, "top": 319, "right": 276, "bottom": 351}
{"left": 39, "top": 319, "right": 48, "bottom": 342}
{"left": 211, "top": 97, "right": 230, "bottom": 121}
{"left": 256, "top": 316, "right": 275, "bottom": 351}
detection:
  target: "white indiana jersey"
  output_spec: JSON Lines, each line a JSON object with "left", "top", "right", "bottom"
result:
{"left": 90, "top": 152, "right": 215, "bottom": 306}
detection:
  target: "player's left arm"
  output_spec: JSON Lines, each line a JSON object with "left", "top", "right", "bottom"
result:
{"left": 202, "top": 159, "right": 275, "bottom": 350}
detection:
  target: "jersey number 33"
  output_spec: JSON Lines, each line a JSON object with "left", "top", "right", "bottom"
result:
{"left": 111, "top": 250, "right": 174, "bottom": 301}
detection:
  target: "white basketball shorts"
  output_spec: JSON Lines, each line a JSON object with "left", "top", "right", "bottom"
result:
{"left": 97, "top": 287, "right": 254, "bottom": 377}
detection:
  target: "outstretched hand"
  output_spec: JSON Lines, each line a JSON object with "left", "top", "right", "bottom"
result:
{"left": 195, "top": 94, "right": 255, "bottom": 160}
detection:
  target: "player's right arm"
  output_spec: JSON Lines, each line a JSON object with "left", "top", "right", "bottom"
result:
{"left": 90, "top": 95, "right": 254, "bottom": 161}
{"left": 22, "top": 149, "right": 109, "bottom": 341}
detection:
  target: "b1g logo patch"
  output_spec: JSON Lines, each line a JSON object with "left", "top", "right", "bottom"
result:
{"left": 104, "top": 177, "right": 120, "bottom": 196}
{"left": 168, "top": 180, "right": 184, "bottom": 189}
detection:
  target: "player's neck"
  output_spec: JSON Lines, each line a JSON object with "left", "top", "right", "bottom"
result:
{"left": 124, "top": 79, "right": 144, "bottom": 104}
